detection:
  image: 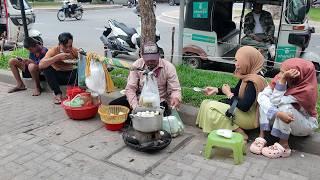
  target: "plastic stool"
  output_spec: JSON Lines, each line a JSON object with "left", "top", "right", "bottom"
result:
{"left": 204, "top": 130, "right": 246, "bottom": 164}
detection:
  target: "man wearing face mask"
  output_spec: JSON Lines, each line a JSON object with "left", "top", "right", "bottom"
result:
{"left": 39, "top": 32, "right": 78, "bottom": 104}
{"left": 109, "top": 41, "right": 181, "bottom": 116}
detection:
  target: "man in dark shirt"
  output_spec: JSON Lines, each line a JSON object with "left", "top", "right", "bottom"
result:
{"left": 8, "top": 37, "right": 48, "bottom": 96}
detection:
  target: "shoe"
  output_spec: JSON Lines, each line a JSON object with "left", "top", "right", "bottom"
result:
{"left": 250, "top": 137, "right": 267, "bottom": 155}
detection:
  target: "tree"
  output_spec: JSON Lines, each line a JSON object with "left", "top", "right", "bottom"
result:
{"left": 139, "top": 0, "right": 156, "bottom": 46}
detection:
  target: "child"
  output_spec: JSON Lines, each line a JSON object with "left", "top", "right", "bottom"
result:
{"left": 8, "top": 37, "right": 48, "bottom": 96}
{"left": 250, "top": 58, "right": 318, "bottom": 158}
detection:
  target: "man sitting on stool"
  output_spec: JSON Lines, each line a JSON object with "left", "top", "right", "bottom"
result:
{"left": 109, "top": 41, "right": 182, "bottom": 118}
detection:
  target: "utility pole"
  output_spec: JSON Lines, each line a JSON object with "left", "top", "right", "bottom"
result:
{"left": 19, "top": 0, "right": 29, "bottom": 38}
{"left": 176, "top": 0, "right": 185, "bottom": 64}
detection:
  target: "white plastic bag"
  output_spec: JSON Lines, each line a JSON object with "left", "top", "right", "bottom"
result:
{"left": 162, "top": 109, "right": 184, "bottom": 138}
{"left": 139, "top": 72, "right": 160, "bottom": 108}
{"left": 85, "top": 60, "right": 106, "bottom": 95}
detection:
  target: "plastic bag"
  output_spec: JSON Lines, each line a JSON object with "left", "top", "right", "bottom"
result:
{"left": 85, "top": 60, "right": 106, "bottom": 95}
{"left": 162, "top": 109, "right": 184, "bottom": 138}
{"left": 139, "top": 72, "right": 160, "bottom": 108}
{"left": 77, "top": 53, "right": 86, "bottom": 87}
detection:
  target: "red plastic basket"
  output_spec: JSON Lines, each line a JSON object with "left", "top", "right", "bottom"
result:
{"left": 61, "top": 100, "right": 100, "bottom": 120}
{"left": 66, "top": 86, "right": 85, "bottom": 100}
{"left": 105, "top": 123, "right": 124, "bottom": 131}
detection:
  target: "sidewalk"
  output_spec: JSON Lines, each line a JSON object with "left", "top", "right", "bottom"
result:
{"left": 0, "top": 81, "right": 320, "bottom": 180}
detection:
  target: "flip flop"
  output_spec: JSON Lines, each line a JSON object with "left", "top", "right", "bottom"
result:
{"left": 32, "top": 89, "right": 41, "bottom": 96}
{"left": 54, "top": 96, "right": 62, "bottom": 105}
{"left": 8, "top": 87, "right": 27, "bottom": 93}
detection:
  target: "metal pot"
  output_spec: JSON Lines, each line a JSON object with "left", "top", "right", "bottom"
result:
{"left": 130, "top": 107, "right": 164, "bottom": 133}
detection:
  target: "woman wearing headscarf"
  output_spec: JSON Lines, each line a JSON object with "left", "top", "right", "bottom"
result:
{"left": 250, "top": 58, "right": 318, "bottom": 158}
{"left": 196, "top": 46, "right": 267, "bottom": 140}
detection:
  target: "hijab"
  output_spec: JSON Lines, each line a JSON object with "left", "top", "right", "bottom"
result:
{"left": 234, "top": 46, "right": 267, "bottom": 98}
{"left": 270, "top": 58, "right": 318, "bottom": 118}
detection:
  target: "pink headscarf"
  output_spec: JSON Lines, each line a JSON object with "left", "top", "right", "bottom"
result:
{"left": 270, "top": 58, "right": 318, "bottom": 118}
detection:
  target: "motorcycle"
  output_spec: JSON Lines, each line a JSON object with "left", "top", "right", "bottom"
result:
{"left": 100, "top": 7, "right": 164, "bottom": 58}
{"left": 57, "top": 0, "right": 83, "bottom": 21}
{"left": 127, "top": 0, "right": 157, "bottom": 9}
{"left": 127, "top": 0, "right": 138, "bottom": 8}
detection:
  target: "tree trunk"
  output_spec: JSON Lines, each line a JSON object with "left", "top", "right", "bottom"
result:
{"left": 139, "top": 0, "right": 156, "bottom": 46}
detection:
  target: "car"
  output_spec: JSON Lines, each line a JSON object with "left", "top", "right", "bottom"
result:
{"left": 168, "top": 0, "right": 180, "bottom": 6}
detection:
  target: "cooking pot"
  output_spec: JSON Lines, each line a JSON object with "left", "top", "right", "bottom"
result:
{"left": 130, "top": 107, "right": 164, "bottom": 133}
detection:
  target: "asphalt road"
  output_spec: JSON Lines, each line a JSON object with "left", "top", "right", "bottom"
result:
{"left": 33, "top": 3, "right": 320, "bottom": 63}
{"left": 34, "top": 4, "right": 180, "bottom": 61}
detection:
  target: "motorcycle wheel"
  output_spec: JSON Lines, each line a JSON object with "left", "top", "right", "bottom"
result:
{"left": 75, "top": 11, "right": 83, "bottom": 20}
{"left": 57, "top": 10, "right": 66, "bottom": 21}
{"left": 169, "top": 0, "right": 175, "bottom": 6}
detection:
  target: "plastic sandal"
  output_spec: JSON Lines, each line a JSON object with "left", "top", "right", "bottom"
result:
{"left": 262, "top": 143, "right": 291, "bottom": 159}
{"left": 250, "top": 137, "right": 267, "bottom": 155}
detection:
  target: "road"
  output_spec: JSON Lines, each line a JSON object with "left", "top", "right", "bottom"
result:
{"left": 34, "top": 4, "right": 180, "bottom": 61}
{"left": 34, "top": 3, "right": 320, "bottom": 63}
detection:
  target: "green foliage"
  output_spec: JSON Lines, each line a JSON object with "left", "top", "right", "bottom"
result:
{"left": 0, "top": 49, "right": 29, "bottom": 69}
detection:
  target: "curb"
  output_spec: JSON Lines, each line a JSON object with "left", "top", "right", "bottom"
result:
{"left": 161, "top": 11, "right": 179, "bottom": 20}
{"left": 0, "top": 69, "right": 198, "bottom": 126}
{"left": 33, "top": 4, "right": 123, "bottom": 11}
{"left": 1, "top": 69, "right": 320, "bottom": 156}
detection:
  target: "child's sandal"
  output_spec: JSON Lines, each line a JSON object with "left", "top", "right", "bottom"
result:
{"left": 262, "top": 143, "right": 291, "bottom": 159}
{"left": 250, "top": 137, "right": 267, "bottom": 155}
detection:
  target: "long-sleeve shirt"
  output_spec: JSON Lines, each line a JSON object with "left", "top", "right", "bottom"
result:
{"left": 125, "top": 58, "right": 182, "bottom": 109}
{"left": 218, "top": 80, "right": 256, "bottom": 112}
{"left": 258, "top": 82, "right": 298, "bottom": 120}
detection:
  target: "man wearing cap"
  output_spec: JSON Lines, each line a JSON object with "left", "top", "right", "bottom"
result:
{"left": 109, "top": 41, "right": 182, "bottom": 116}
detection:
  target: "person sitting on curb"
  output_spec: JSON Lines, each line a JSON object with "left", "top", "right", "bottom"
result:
{"left": 109, "top": 41, "right": 182, "bottom": 117}
{"left": 250, "top": 58, "right": 318, "bottom": 158}
{"left": 39, "top": 32, "right": 78, "bottom": 104}
{"left": 196, "top": 46, "right": 267, "bottom": 141}
{"left": 8, "top": 37, "right": 48, "bottom": 96}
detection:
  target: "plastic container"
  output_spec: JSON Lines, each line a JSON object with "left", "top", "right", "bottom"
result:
{"left": 61, "top": 100, "right": 100, "bottom": 120}
{"left": 105, "top": 123, "right": 125, "bottom": 131}
{"left": 98, "top": 105, "right": 130, "bottom": 131}
{"left": 66, "top": 86, "right": 85, "bottom": 100}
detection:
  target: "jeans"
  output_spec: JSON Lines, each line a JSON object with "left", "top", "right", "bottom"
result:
{"left": 42, "top": 66, "right": 77, "bottom": 95}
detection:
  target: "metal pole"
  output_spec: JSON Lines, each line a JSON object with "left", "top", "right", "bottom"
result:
{"left": 170, "top": 27, "right": 175, "bottom": 63}
{"left": 19, "top": 0, "right": 29, "bottom": 38}
{"left": 176, "top": 0, "right": 185, "bottom": 64}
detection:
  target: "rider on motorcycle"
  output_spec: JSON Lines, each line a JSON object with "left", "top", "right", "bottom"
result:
{"left": 67, "top": 0, "right": 78, "bottom": 14}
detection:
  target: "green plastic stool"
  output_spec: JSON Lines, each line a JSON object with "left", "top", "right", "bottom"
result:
{"left": 204, "top": 130, "right": 246, "bottom": 164}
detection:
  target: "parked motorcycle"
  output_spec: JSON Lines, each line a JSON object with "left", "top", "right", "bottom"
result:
{"left": 100, "top": 6, "right": 163, "bottom": 59}
{"left": 57, "top": 0, "right": 83, "bottom": 21}
{"left": 127, "top": 0, "right": 156, "bottom": 9}
{"left": 100, "top": 19, "right": 164, "bottom": 58}
{"left": 127, "top": 0, "right": 138, "bottom": 8}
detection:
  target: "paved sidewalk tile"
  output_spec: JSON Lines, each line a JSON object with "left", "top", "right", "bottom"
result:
{"left": 1, "top": 82, "right": 320, "bottom": 180}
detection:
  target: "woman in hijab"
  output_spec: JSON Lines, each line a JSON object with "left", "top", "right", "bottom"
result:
{"left": 250, "top": 58, "right": 318, "bottom": 158}
{"left": 196, "top": 46, "right": 267, "bottom": 140}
